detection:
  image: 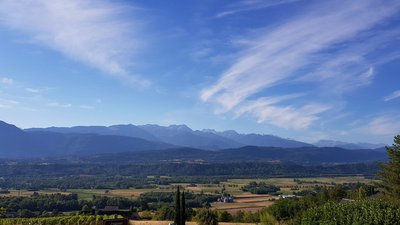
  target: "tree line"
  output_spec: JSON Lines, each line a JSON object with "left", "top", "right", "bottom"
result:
{"left": 0, "top": 191, "right": 219, "bottom": 218}
{"left": 0, "top": 161, "right": 379, "bottom": 178}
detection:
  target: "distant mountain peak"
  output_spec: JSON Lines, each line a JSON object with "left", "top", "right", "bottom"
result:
{"left": 202, "top": 129, "right": 217, "bottom": 133}
{"left": 167, "top": 124, "right": 192, "bottom": 132}
{"left": 221, "top": 130, "right": 239, "bottom": 136}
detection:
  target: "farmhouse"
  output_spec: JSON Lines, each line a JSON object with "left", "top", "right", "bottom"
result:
{"left": 279, "top": 194, "right": 296, "bottom": 199}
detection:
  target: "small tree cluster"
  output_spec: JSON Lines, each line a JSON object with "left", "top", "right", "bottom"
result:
{"left": 194, "top": 208, "right": 218, "bottom": 225}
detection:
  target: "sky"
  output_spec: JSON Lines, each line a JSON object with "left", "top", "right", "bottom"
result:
{"left": 0, "top": 0, "right": 399, "bottom": 144}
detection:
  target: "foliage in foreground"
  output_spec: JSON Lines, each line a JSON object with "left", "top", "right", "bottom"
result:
{"left": 0, "top": 215, "right": 115, "bottom": 225}
{"left": 378, "top": 134, "right": 400, "bottom": 201}
{"left": 194, "top": 208, "right": 218, "bottom": 225}
{"left": 300, "top": 199, "right": 400, "bottom": 225}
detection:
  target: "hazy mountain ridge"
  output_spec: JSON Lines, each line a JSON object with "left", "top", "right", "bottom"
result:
{"left": 216, "top": 130, "right": 314, "bottom": 148}
{"left": 62, "top": 146, "right": 387, "bottom": 164}
{"left": 25, "top": 123, "right": 312, "bottom": 149}
{"left": 0, "top": 120, "right": 387, "bottom": 162}
{"left": 1, "top": 121, "right": 173, "bottom": 158}
{"left": 314, "top": 139, "right": 385, "bottom": 149}
{"left": 26, "top": 124, "right": 159, "bottom": 142}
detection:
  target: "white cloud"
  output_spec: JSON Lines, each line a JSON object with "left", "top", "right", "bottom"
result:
{"left": 1, "top": 77, "right": 13, "bottom": 85}
{"left": 25, "top": 88, "right": 40, "bottom": 93}
{"left": 0, "top": 104, "right": 11, "bottom": 109}
{"left": 0, "top": 98, "right": 19, "bottom": 109}
{"left": 79, "top": 105, "right": 94, "bottom": 110}
{"left": 355, "top": 115, "right": 400, "bottom": 137}
{"left": 48, "top": 102, "right": 72, "bottom": 108}
{"left": 216, "top": 0, "right": 301, "bottom": 18}
{"left": 235, "top": 97, "right": 331, "bottom": 129}
{"left": 0, "top": 98, "right": 19, "bottom": 105}
{"left": 384, "top": 90, "right": 400, "bottom": 101}
{"left": 202, "top": 0, "right": 400, "bottom": 129}
{"left": 0, "top": 0, "right": 149, "bottom": 87}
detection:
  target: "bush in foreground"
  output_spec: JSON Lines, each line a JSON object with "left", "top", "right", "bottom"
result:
{"left": 194, "top": 208, "right": 218, "bottom": 225}
{"left": 300, "top": 199, "right": 400, "bottom": 225}
{"left": 0, "top": 215, "right": 114, "bottom": 225}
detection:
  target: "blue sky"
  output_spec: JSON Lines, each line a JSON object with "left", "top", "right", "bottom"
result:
{"left": 0, "top": 0, "right": 399, "bottom": 144}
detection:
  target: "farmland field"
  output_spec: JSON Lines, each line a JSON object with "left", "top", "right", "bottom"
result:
{"left": 0, "top": 176, "right": 375, "bottom": 198}
{"left": 0, "top": 176, "right": 375, "bottom": 214}
{"left": 211, "top": 194, "right": 277, "bottom": 213}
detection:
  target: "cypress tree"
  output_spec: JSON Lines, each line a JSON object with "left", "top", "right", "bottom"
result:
{"left": 180, "top": 191, "right": 186, "bottom": 225}
{"left": 174, "top": 186, "right": 181, "bottom": 225}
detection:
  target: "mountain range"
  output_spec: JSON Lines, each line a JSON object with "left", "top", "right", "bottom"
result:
{"left": 24, "top": 123, "right": 313, "bottom": 150}
{"left": 0, "top": 120, "right": 387, "bottom": 162}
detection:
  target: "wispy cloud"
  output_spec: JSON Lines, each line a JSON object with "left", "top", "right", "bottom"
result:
{"left": 25, "top": 88, "right": 40, "bottom": 93}
{"left": 79, "top": 105, "right": 94, "bottom": 110}
{"left": 355, "top": 115, "right": 400, "bottom": 137}
{"left": 384, "top": 90, "right": 400, "bottom": 101}
{"left": 1, "top": 77, "right": 13, "bottom": 85}
{"left": 48, "top": 102, "right": 72, "bottom": 108}
{"left": 202, "top": 0, "right": 400, "bottom": 129}
{"left": 216, "top": 0, "right": 300, "bottom": 18}
{"left": 298, "top": 28, "right": 400, "bottom": 95}
{"left": 0, "top": 98, "right": 19, "bottom": 109}
{"left": 236, "top": 97, "right": 331, "bottom": 129}
{"left": 0, "top": 0, "right": 149, "bottom": 87}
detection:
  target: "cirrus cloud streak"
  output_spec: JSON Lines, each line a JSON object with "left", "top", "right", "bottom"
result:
{"left": 201, "top": 0, "right": 400, "bottom": 129}
{"left": 0, "top": 0, "right": 149, "bottom": 87}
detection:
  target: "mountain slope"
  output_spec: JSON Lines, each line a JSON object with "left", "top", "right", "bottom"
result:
{"left": 137, "top": 124, "right": 241, "bottom": 149}
{"left": 26, "top": 124, "right": 241, "bottom": 150}
{"left": 26, "top": 124, "right": 159, "bottom": 142}
{"left": 26, "top": 131, "right": 173, "bottom": 156}
{"left": 0, "top": 121, "right": 35, "bottom": 157}
{"left": 216, "top": 130, "right": 313, "bottom": 148}
{"left": 78, "top": 146, "right": 387, "bottom": 164}
{"left": 0, "top": 121, "right": 173, "bottom": 158}
{"left": 314, "top": 139, "right": 386, "bottom": 149}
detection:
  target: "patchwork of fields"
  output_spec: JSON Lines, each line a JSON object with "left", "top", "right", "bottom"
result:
{"left": 0, "top": 176, "right": 375, "bottom": 213}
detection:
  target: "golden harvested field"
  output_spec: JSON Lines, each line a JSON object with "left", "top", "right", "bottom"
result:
{"left": 226, "top": 176, "right": 373, "bottom": 187}
{"left": 183, "top": 184, "right": 222, "bottom": 194}
{"left": 66, "top": 188, "right": 172, "bottom": 200}
{"left": 211, "top": 194, "right": 277, "bottom": 213}
{"left": 0, "top": 189, "right": 66, "bottom": 197}
{"left": 235, "top": 196, "right": 276, "bottom": 203}
{"left": 129, "top": 221, "right": 256, "bottom": 225}
{"left": 109, "top": 188, "right": 172, "bottom": 198}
